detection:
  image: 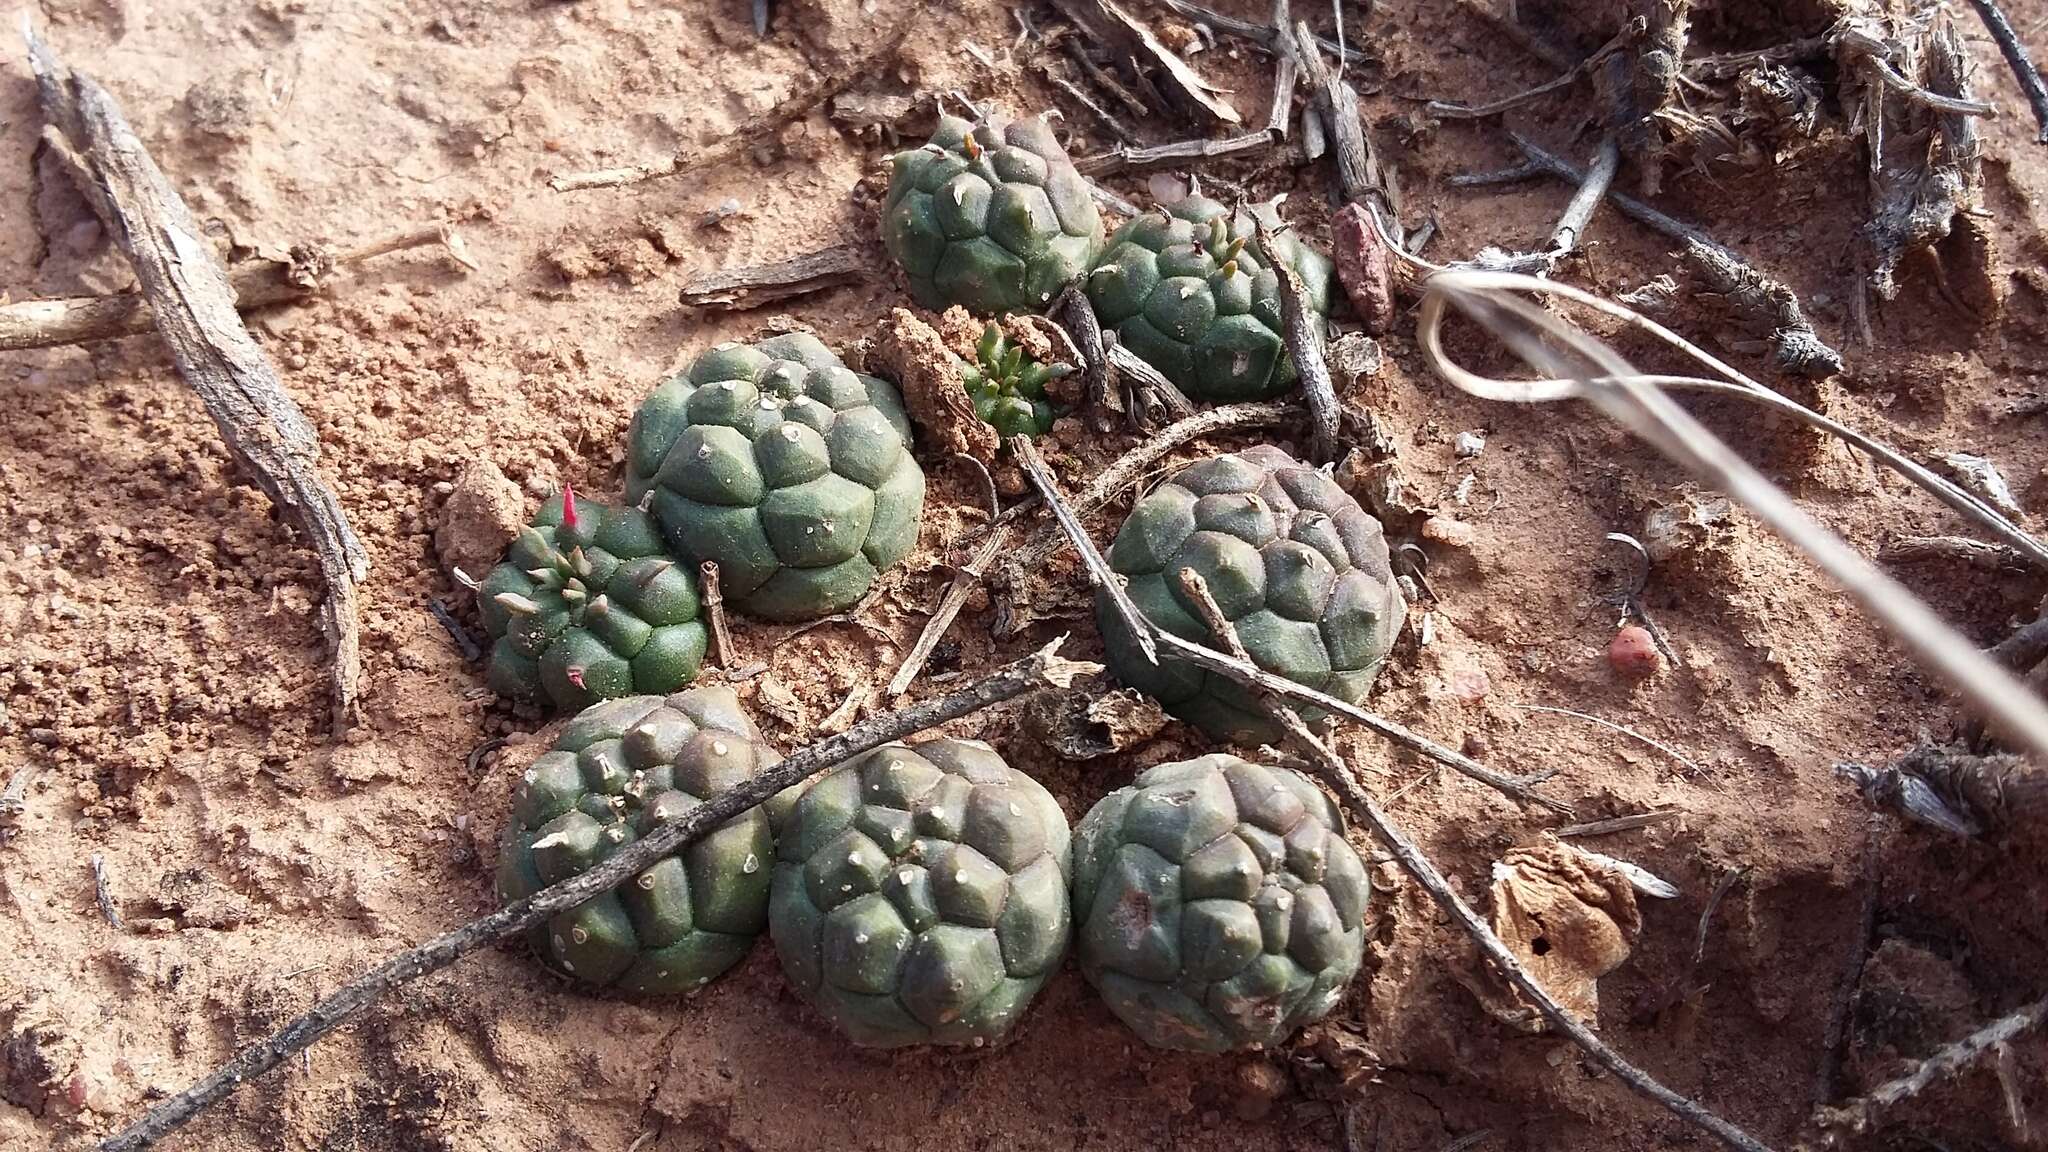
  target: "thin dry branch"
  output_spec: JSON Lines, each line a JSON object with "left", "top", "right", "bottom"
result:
{"left": 90, "top": 642, "right": 1095, "bottom": 1152}
{"left": 1151, "top": 0, "right": 1366, "bottom": 64}
{"left": 1625, "top": 0, "right": 1694, "bottom": 196}
{"left": 0, "top": 232, "right": 462, "bottom": 352}
{"left": 27, "top": 21, "right": 368, "bottom": 730}
{"left": 677, "top": 243, "right": 868, "bottom": 311}
{"left": 1966, "top": 0, "right": 2048, "bottom": 143}
{"left": 887, "top": 521, "right": 1011, "bottom": 697}
{"left": 1051, "top": 0, "right": 1241, "bottom": 127}
{"left": 699, "top": 561, "right": 737, "bottom": 668}
{"left": 1416, "top": 271, "right": 2048, "bottom": 761}
{"left": 1291, "top": 20, "right": 1390, "bottom": 214}
{"left": 1251, "top": 212, "right": 1339, "bottom": 462}
{"left": 550, "top": 19, "right": 910, "bottom": 192}
{"left": 1174, "top": 571, "right": 1774, "bottom": 1152}
{"left": 1425, "top": 21, "right": 1640, "bottom": 120}
{"left": 1012, "top": 437, "right": 1157, "bottom": 666}
{"left": 1006, "top": 400, "right": 1296, "bottom": 569}
{"left": 1817, "top": 996, "right": 2048, "bottom": 1137}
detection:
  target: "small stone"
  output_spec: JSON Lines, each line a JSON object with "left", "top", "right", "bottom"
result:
{"left": 1232, "top": 1061, "right": 1291, "bottom": 1122}
{"left": 1608, "top": 625, "right": 1661, "bottom": 679}
{"left": 436, "top": 461, "right": 527, "bottom": 583}
{"left": 1420, "top": 516, "right": 1476, "bottom": 551}
{"left": 1454, "top": 431, "right": 1486, "bottom": 458}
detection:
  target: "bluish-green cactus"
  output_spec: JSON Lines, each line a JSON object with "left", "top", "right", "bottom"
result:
{"left": 624, "top": 333, "right": 925, "bottom": 622}
{"left": 1098, "top": 446, "right": 1404, "bottom": 743}
{"left": 495, "top": 688, "right": 801, "bottom": 994}
{"left": 769, "top": 739, "right": 1072, "bottom": 1048}
{"left": 477, "top": 487, "right": 707, "bottom": 713}
{"left": 883, "top": 112, "right": 1104, "bottom": 314}
{"left": 1085, "top": 193, "right": 1334, "bottom": 401}
{"left": 1072, "top": 754, "right": 1369, "bottom": 1052}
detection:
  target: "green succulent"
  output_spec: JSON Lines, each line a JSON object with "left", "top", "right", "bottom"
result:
{"left": 769, "top": 739, "right": 1072, "bottom": 1048}
{"left": 624, "top": 333, "right": 925, "bottom": 622}
{"left": 1098, "top": 446, "right": 1404, "bottom": 743}
{"left": 1072, "top": 754, "right": 1369, "bottom": 1052}
{"left": 964, "top": 322, "right": 1068, "bottom": 440}
{"left": 477, "top": 487, "right": 707, "bottom": 713}
{"left": 495, "top": 688, "right": 801, "bottom": 994}
{"left": 1085, "top": 193, "right": 1335, "bottom": 402}
{"left": 882, "top": 111, "right": 1104, "bottom": 314}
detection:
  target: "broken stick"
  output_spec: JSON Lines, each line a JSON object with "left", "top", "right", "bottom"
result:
{"left": 1966, "top": 0, "right": 2048, "bottom": 143}
{"left": 27, "top": 21, "right": 368, "bottom": 729}
{"left": 677, "top": 243, "right": 868, "bottom": 311}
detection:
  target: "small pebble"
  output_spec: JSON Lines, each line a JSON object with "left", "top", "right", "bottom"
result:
{"left": 1454, "top": 430, "right": 1486, "bottom": 458}
{"left": 1608, "top": 625, "right": 1661, "bottom": 678}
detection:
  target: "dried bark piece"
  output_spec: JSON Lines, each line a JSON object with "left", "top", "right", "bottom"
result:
{"left": 1488, "top": 841, "right": 1642, "bottom": 1022}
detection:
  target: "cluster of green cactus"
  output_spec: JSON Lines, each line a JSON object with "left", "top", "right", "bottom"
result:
{"left": 474, "top": 102, "right": 1407, "bottom": 1064}
{"left": 962, "top": 322, "right": 1067, "bottom": 440}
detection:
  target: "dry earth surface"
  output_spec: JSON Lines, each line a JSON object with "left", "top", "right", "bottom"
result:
{"left": 3, "top": 0, "right": 2046, "bottom": 1150}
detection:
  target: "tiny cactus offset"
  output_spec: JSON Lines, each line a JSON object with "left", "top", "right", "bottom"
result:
{"left": 963, "top": 322, "right": 1069, "bottom": 440}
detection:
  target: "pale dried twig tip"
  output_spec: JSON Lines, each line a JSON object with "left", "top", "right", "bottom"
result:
{"left": 1415, "top": 270, "right": 2048, "bottom": 764}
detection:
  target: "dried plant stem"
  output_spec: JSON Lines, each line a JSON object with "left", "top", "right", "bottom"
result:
{"left": 28, "top": 21, "right": 368, "bottom": 730}
{"left": 699, "top": 562, "right": 736, "bottom": 668}
{"left": 1251, "top": 214, "right": 1339, "bottom": 463}
{"left": 1006, "top": 401, "right": 1297, "bottom": 569}
{"left": 1426, "top": 23, "right": 1639, "bottom": 120}
{"left": 1505, "top": 702, "right": 1705, "bottom": 777}
{"left": 90, "top": 642, "right": 1095, "bottom": 1152}
{"left": 1013, "top": 438, "right": 1157, "bottom": 666}
{"left": 1175, "top": 571, "right": 1775, "bottom": 1152}
{"left": 549, "top": 19, "right": 909, "bottom": 192}
{"left": 1151, "top": 0, "right": 1365, "bottom": 63}
{"left": 887, "top": 522, "right": 1011, "bottom": 696}
{"left": 677, "top": 244, "right": 868, "bottom": 311}
{"left": 1966, "top": 0, "right": 2048, "bottom": 143}
{"left": 1416, "top": 271, "right": 2048, "bottom": 761}
{"left": 1817, "top": 996, "right": 2048, "bottom": 1136}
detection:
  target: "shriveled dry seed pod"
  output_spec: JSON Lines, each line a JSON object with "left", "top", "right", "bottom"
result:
{"left": 496, "top": 688, "right": 800, "bottom": 994}
{"left": 1099, "top": 446, "right": 1404, "bottom": 743}
{"left": 478, "top": 487, "right": 707, "bottom": 712}
{"left": 1072, "top": 754, "right": 1369, "bottom": 1052}
{"left": 624, "top": 333, "right": 925, "bottom": 622}
{"left": 769, "top": 739, "right": 1072, "bottom": 1048}
{"left": 882, "top": 111, "right": 1104, "bottom": 314}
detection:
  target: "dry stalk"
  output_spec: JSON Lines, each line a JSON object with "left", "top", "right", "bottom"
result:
{"left": 1414, "top": 270, "right": 2048, "bottom": 761}
{"left": 27, "top": 20, "right": 368, "bottom": 729}
{"left": 1815, "top": 996, "right": 2048, "bottom": 1138}
{"left": 698, "top": 561, "right": 736, "bottom": 668}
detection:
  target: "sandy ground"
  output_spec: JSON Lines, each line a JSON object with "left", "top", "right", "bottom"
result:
{"left": 3, "top": 0, "right": 2046, "bottom": 1149}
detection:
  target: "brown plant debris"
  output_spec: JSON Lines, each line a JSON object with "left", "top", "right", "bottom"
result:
{"left": 1487, "top": 840, "right": 1643, "bottom": 1024}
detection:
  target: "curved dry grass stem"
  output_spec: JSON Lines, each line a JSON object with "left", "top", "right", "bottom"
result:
{"left": 1415, "top": 270, "right": 2048, "bottom": 763}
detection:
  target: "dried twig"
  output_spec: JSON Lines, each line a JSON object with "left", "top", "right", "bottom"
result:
{"left": 1989, "top": 612, "right": 2048, "bottom": 673}
{"left": 1251, "top": 213, "right": 1338, "bottom": 463}
{"left": 1625, "top": 0, "right": 1694, "bottom": 196}
{"left": 1106, "top": 342, "right": 1197, "bottom": 423}
{"left": 1425, "top": 22, "right": 1640, "bottom": 120}
{"left": 1417, "top": 271, "right": 2048, "bottom": 760}
{"left": 1049, "top": 284, "right": 1118, "bottom": 429}
{"left": 1554, "top": 809, "right": 1679, "bottom": 838}
{"left": 1012, "top": 438, "right": 1156, "bottom": 666}
{"left": 1817, "top": 996, "right": 2048, "bottom": 1137}
{"left": 1078, "top": 24, "right": 1297, "bottom": 177}
{"left": 1291, "top": 20, "right": 1390, "bottom": 214}
{"left": 887, "top": 521, "right": 1011, "bottom": 697}
{"left": 1454, "top": 0, "right": 1572, "bottom": 71}
{"left": 0, "top": 229, "right": 462, "bottom": 353}
{"left": 1151, "top": 0, "right": 1366, "bottom": 63}
{"left": 90, "top": 853, "right": 125, "bottom": 931}
{"left": 28, "top": 22, "right": 368, "bottom": 730}
{"left": 1503, "top": 702, "right": 1705, "bottom": 777}
{"left": 1966, "top": 0, "right": 2048, "bottom": 143}
{"left": 1005, "top": 400, "right": 1296, "bottom": 569}
{"left": 699, "top": 562, "right": 736, "bottom": 668}
{"left": 90, "top": 642, "right": 1094, "bottom": 1152}
{"left": 1050, "top": 0, "right": 1241, "bottom": 126}
{"left": 1175, "top": 572, "right": 1774, "bottom": 1152}
{"left": 677, "top": 244, "right": 868, "bottom": 311}
{"left": 549, "top": 20, "right": 910, "bottom": 192}
{"left": 1880, "top": 534, "right": 2031, "bottom": 573}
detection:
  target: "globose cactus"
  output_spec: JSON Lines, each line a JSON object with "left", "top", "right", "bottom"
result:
{"left": 1084, "top": 192, "right": 1335, "bottom": 401}
{"left": 963, "top": 322, "right": 1067, "bottom": 440}
{"left": 1071, "top": 754, "right": 1368, "bottom": 1052}
{"left": 477, "top": 487, "right": 707, "bottom": 713}
{"left": 495, "top": 688, "right": 798, "bottom": 993}
{"left": 882, "top": 111, "right": 1104, "bottom": 314}
{"left": 1098, "top": 446, "right": 1404, "bottom": 742}
{"left": 624, "top": 333, "right": 925, "bottom": 622}
{"left": 769, "top": 739, "right": 1072, "bottom": 1048}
